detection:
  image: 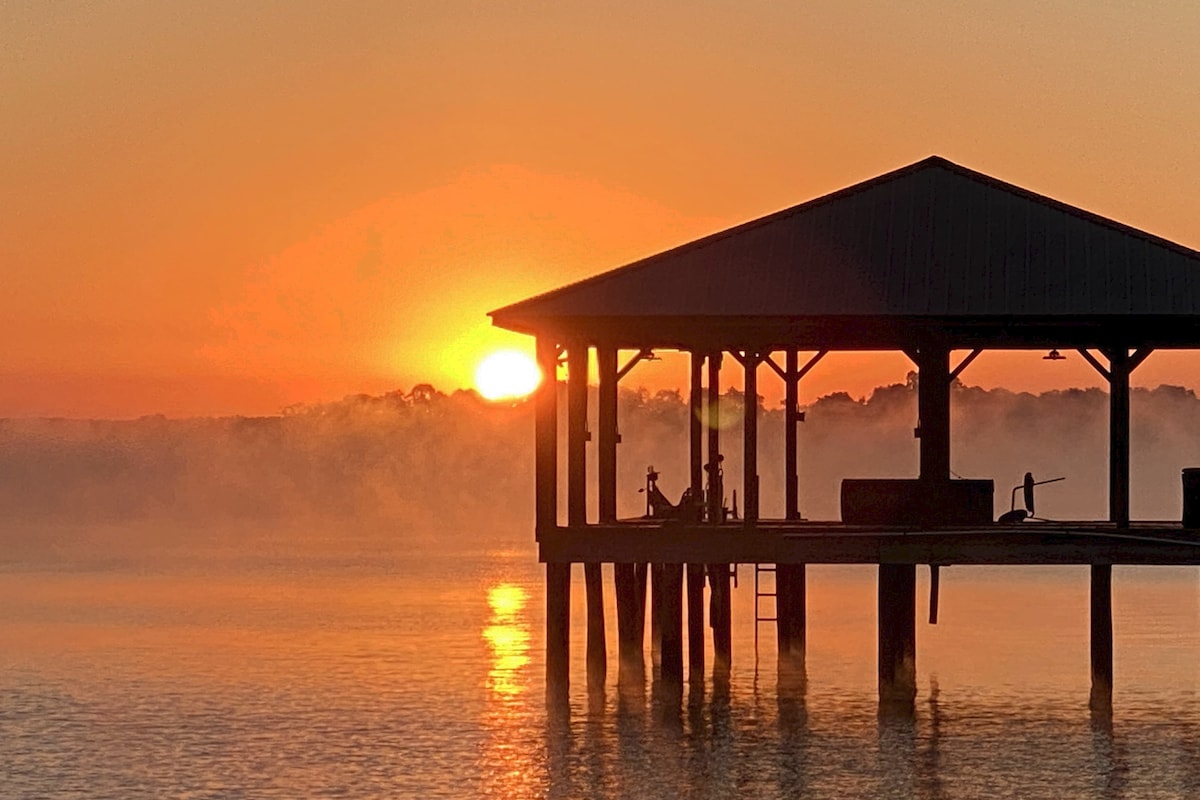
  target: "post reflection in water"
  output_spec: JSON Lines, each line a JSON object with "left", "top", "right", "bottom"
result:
{"left": 480, "top": 582, "right": 541, "bottom": 798}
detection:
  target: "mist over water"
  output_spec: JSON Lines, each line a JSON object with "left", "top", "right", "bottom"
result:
{"left": 4, "top": 380, "right": 1200, "bottom": 798}
{"left": 4, "top": 378, "right": 1197, "bottom": 535}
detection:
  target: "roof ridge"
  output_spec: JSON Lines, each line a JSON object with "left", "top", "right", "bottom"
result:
{"left": 489, "top": 156, "right": 946, "bottom": 318}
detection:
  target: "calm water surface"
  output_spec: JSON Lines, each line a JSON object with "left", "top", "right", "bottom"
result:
{"left": 3, "top": 523, "right": 1200, "bottom": 798}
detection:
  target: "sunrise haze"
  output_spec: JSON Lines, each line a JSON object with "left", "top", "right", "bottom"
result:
{"left": 6, "top": 1, "right": 1199, "bottom": 417}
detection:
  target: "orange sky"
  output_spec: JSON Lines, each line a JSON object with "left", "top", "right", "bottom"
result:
{"left": 5, "top": 2, "right": 1199, "bottom": 418}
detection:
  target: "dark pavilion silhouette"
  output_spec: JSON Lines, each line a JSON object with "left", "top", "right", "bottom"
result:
{"left": 489, "top": 155, "right": 1200, "bottom": 713}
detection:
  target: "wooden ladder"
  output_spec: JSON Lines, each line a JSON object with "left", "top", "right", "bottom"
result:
{"left": 753, "top": 563, "right": 777, "bottom": 656}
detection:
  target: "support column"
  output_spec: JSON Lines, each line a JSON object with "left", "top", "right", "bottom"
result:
{"left": 597, "top": 345, "right": 618, "bottom": 524}
{"left": 710, "top": 564, "right": 732, "bottom": 675}
{"left": 743, "top": 351, "right": 760, "bottom": 524}
{"left": 917, "top": 344, "right": 952, "bottom": 489}
{"left": 1092, "top": 347, "right": 1130, "bottom": 711}
{"left": 569, "top": 344, "right": 605, "bottom": 691}
{"left": 614, "top": 563, "right": 644, "bottom": 685}
{"left": 546, "top": 562, "right": 571, "bottom": 704}
{"left": 878, "top": 563, "right": 917, "bottom": 707}
{"left": 706, "top": 351, "right": 732, "bottom": 673}
{"left": 776, "top": 563, "right": 806, "bottom": 681}
{"left": 534, "top": 337, "right": 558, "bottom": 537}
{"left": 1109, "top": 348, "right": 1131, "bottom": 529}
{"left": 650, "top": 563, "right": 664, "bottom": 670}
{"left": 536, "top": 338, "right": 567, "bottom": 701}
{"left": 690, "top": 353, "right": 704, "bottom": 509}
{"left": 660, "top": 564, "right": 684, "bottom": 686}
{"left": 686, "top": 563, "right": 705, "bottom": 681}
{"left": 1090, "top": 563, "right": 1114, "bottom": 711}
{"left": 785, "top": 350, "right": 800, "bottom": 521}
{"left": 707, "top": 352, "right": 722, "bottom": 522}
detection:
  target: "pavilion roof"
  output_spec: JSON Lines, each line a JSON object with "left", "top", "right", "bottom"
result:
{"left": 490, "top": 157, "right": 1200, "bottom": 349}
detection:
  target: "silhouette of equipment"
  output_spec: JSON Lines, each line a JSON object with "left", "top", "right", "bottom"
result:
{"left": 639, "top": 463, "right": 729, "bottom": 523}
{"left": 998, "top": 471, "right": 1065, "bottom": 523}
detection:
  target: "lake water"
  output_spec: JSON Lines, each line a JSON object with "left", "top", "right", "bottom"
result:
{"left": 4, "top": 522, "right": 1200, "bottom": 798}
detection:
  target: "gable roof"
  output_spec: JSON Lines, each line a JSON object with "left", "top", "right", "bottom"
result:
{"left": 490, "top": 156, "right": 1200, "bottom": 337}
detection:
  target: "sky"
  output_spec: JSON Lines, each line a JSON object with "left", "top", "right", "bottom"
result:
{"left": 4, "top": 0, "right": 1199, "bottom": 418}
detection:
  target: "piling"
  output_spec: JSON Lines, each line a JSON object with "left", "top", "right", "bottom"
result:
{"left": 660, "top": 564, "right": 685, "bottom": 686}
{"left": 686, "top": 563, "right": 706, "bottom": 680}
{"left": 614, "top": 563, "right": 644, "bottom": 684}
{"left": 710, "top": 564, "right": 732, "bottom": 675}
{"left": 776, "top": 563, "right": 806, "bottom": 681}
{"left": 1090, "top": 564, "right": 1114, "bottom": 711}
{"left": 878, "top": 563, "right": 916, "bottom": 708}
{"left": 585, "top": 563, "right": 606, "bottom": 691}
{"left": 546, "top": 562, "right": 571, "bottom": 704}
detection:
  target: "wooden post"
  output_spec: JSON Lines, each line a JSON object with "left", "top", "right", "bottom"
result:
{"left": 614, "top": 563, "right": 643, "bottom": 685}
{"left": 1091, "top": 347, "right": 1129, "bottom": 711}
{"left": 546, "top": 562, "right": 571, "bottom": 704}
{"left": 686, "top": 563, "right": 705, "bottom": 681}
{"left": 534, "top": 337, "right": 558, "bottom": 537}
{"left": 710, "top": 564, "right": 732, "bottom": 675}
{"left": 1090, "top": 563, "right": 1114, "bottom": 711}
{"left": 878, "top": 563, "right": 917, "bottom": 707}
{"left": 781, "top": 351, "right": 808, "bottom": 687}
{"left": 707, "top": 352, "right": 722, "bottom": 523}
{"left": 1109, "top": 348, "right": 1131, "bottom": 529}
{"left": 568, "top": 344, "right": 605, "bottom": 691}
{"left": 650, "top": 563, "right": 664, "bottom": 670}
{"left": 743, "top": 351, "right": 759, "bottom": 524}
{"left": 785, "top": 350, "right": 800, "bottom": 521}
{"left": 598, "top": 345, "right": 618, "bottom": 524}
{"left": 536, "top": 338, "right": 567, "bottom": 701}
{"left": 776, "top": 563, "right": 806, "bottom": 680}
{"left": 706, "top": 351, "right": 732, "bottom": 673}
{"left": 660, "top": 563, "right": 684, "bottom": 686}
{"left": 567, "top": 343, "right": 588, "bottom": 527}
{"left": 917, "top": 343, "right": 952, "bottom": 489}
{"left": 690, "top": 352, "right": 704, "bottom": 504}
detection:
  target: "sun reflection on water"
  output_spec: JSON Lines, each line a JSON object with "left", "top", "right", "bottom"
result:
{"left": 483, "top": 583, "right": 530, "bottom": 698}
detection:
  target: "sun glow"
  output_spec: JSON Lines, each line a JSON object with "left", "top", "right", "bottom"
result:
{"left": 474, "top": 350, "right": 541, "bottom": 401}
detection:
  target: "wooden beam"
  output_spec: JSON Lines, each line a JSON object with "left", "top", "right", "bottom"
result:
{"left": 597, "top": 345, "right": 618, "bottom": 524}
{"left": 796, "top": 350, "right": 827, "bottom": 381}
{"left": 949, "top": 348, "right": 982, "bottom": 381}
{"left": 535, "top": 337, "right": 558, "bottom": 537}
{"left": 763, "top": 352, "right": 786, "bottom": 380}
{"left": 1078, "top": 348, "right": 1111, "bottom": 380}
{"left": 616, "top": 348, "right": 652, "bottom": 382}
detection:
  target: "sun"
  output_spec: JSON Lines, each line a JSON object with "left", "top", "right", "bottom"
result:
{"left": 474, "top": 349, "right": 541, "bottom": 401}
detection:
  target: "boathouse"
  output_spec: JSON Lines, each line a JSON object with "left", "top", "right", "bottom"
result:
{"left": 489, "top": 156, "right": 1200, "bottom": 710}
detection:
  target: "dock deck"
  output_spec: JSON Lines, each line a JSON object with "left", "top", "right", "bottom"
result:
{"left": 541, "top": 520, "right": 1200, "bottom": 565}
